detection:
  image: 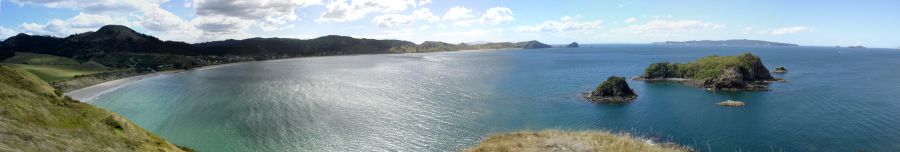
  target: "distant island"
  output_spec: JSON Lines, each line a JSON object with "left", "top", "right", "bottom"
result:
{"left": 635, "top": 53, "right": 782, "bottom": 91}
{"left": 653, "top": 39, "right": 799, "bottom": 47}
{"left": 565, "top": 42, "right": 580, "bottom": 48}
{"left": 846, "top": 46, "right": 866, "bottom": 49}
{"left": 0, "top": 25, "right": 552, "bottom": 91}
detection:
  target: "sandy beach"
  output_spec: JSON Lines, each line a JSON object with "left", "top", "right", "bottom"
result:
{"left": 63, "top": 70, "right": 182, "bottom": 101}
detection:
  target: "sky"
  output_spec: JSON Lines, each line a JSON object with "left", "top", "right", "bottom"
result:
{"left": 0, "top": 0, "right": 898, "bottom": 48}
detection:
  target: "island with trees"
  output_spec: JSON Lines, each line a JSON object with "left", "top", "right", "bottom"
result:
{"left": 584, "top": 76, "right": 637, "bottom": 103}
{"left": 635, "top": 53, "right": 782, "bottom": 91}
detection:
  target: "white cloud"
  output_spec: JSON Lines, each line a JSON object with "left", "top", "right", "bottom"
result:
{"left": 624, "top": 17, "right": 636, "bottom": 23}
{"left": 9, "top": 0, "right": 163, "bottom": 14}
{"left": 613, "top": 19, "right": 725, "bottom": 34}
{"left": 21, "top": 13, "right": 134, "bottom": 36}
{"left": 372, "top": 14, "right": 414, "bottom": 28}
{"left": 190, "top": 15, "right": 253, "bottom": 40}
{"left": 515, "top": 16, "right": 602, "bottom": 33}
{"left": 0, "top": 26, "right": 18, "bottom": 40}
{"left": 442, "top": 6, "right": 474, "bottom": 21}
{"left": 371, "top": 8, "right": 439, "bottom": 28}
{"left": 317, "top": 0, "right": 418, "bottom": 23}
{"left": 480, "top": 7, "right": 514, "bottom": 25}
{"left": 194, "top": 0, "right": 320, "bottom": 31}
{"left": 769, "top": 26, "right": 811, "bottom": 35}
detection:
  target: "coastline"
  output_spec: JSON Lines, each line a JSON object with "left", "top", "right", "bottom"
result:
{"left": 64, "top": 70, "right": 181, "bottom": 101}
{"left": 62, "top": 48, "right": 526, "bottom": 102}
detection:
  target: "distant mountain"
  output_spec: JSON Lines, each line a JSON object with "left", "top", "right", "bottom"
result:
{"left": 565, "top": 42, "right": 580, "bottom": 48}
{"left": 514, "top": 40, "right": 552, "bottom": 49}
{"left": 1, "top": 25, "right": 553, "bottom": 70}
{"left": 653, "top": 39, "right": 798, "bottom": 47}
{"left": 1, "top": 25, "right": 197, "bottom": 60}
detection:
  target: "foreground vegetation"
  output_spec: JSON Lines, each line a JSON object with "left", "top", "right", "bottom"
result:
{"left": 0, "top": 65, "right": 190, "bottom": 151}
{"left": 465, "top": 130, "right": 690, "bottom": 152}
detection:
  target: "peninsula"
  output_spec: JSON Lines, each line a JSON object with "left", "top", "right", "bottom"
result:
{"left": 635, "top": 53, "right": 780, "bottom": 91}
{"left": 653, "top": 39, "right": 799, "bottom": 47}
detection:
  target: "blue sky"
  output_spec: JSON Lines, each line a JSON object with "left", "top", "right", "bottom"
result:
{"left": 0, "top": 0, "right": 898, "bottom": 48}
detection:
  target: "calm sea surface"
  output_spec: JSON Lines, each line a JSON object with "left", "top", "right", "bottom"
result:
{"left": 88, "top": 45, "right": 900, "bottom": 151}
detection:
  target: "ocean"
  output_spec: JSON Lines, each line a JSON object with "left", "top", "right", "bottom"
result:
{"left": 88, "top": 44, "right": 900, "bottom": 151}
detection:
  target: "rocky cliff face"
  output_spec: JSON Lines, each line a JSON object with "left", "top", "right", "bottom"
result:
{"left": 585, "top": 76, "right": 637, "bottom": 103}
{"left": 639, "top": 53, "right": 778, "bottom": 91}
{"left": 0, "top": 66, "right": 190, "bottom": 152}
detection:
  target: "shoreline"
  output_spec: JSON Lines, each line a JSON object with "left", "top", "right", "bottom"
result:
{"left": 62, "top": 48, "right": 527, "bottom": 102}
{"left": 64, "top": 70, "right": 181, "bottom": 101}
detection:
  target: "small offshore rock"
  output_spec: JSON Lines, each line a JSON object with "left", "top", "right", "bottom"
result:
{"left": 717, "top": 100, "right": 746, "bottom": 107}
{"left": 585, "top": 76, "right": 637, "bottom": 103}
{"left": 774, "top": 66, "right": 787, "bottom": 73}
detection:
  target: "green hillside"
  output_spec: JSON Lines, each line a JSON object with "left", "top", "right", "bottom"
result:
{"left": 0, "top": 65, "right": 189, "bottom": 151}
{"left": 1, "top": 52, "right": 113, "bottom": 82}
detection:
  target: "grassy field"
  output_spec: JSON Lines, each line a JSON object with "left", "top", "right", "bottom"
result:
{"left": 1, "top": 52, "right": 113, "bottom": 82}
{"left": 465, "top": 130, "right": 690, "bottom": 152}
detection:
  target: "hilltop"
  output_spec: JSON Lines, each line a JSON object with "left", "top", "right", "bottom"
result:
{"left": 1, "top": 25, "right": 552, "bottom": 70}
{"left": 653, "top": 39, "right": 799, "bottom": 47}
{"left": 0, "top": 25, "right": 553, "bottom": 91}
{"left": 0, "top": 65, "right": 190, "bottom": 151}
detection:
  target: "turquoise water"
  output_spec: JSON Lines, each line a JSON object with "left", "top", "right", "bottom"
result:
{"left": 89, "top": 45, "right": 900, "bottom": 151}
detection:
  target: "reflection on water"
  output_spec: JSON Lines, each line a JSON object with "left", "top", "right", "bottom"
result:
{"left": 91, "top": 45, "right": 900, "bottom": 151}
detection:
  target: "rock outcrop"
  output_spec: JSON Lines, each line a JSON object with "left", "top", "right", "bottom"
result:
{"left": 774, "top": 66, "right": 787, "bottom": 73}
{"left": 585, "top": 76, "right": 637, "bottom": 103}
{"left": 717, "top": 100, "right": 746, "bottom": 107}
{"left": 636, "top": 53, "right": 779, "bottom": 91}
{"left": 565, "top": 42, "right": 580, "bottom": 48}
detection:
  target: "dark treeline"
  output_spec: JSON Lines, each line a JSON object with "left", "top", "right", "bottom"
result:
{"left": 0, "top": 25, "right": 552, "bottom": 70}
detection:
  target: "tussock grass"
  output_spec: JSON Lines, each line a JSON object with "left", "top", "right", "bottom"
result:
{"left": 464, "top": 130, "right": 690, "bottom": 152}
{"left": 0, "top": 65, "right": 188, "bottom": 152}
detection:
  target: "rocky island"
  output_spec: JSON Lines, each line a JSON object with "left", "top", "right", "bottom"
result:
{"left": 585, "top": 76, "right": 637, "bottom": 103}
{"left": 635, "top": 53, "right": 780, "bottom": 91}
{"left": 565, "top": 42, "right": 580, "bottom": 48}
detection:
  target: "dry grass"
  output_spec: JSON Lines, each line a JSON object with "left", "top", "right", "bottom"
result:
{"left": 464, "top": 130, "right": 690, "bottom": 152}
{"left": 717, "top": 100, "right": 746, "bottom": 107}
{"left": 0, "top": 65, "right": 189, "bottom": 152}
